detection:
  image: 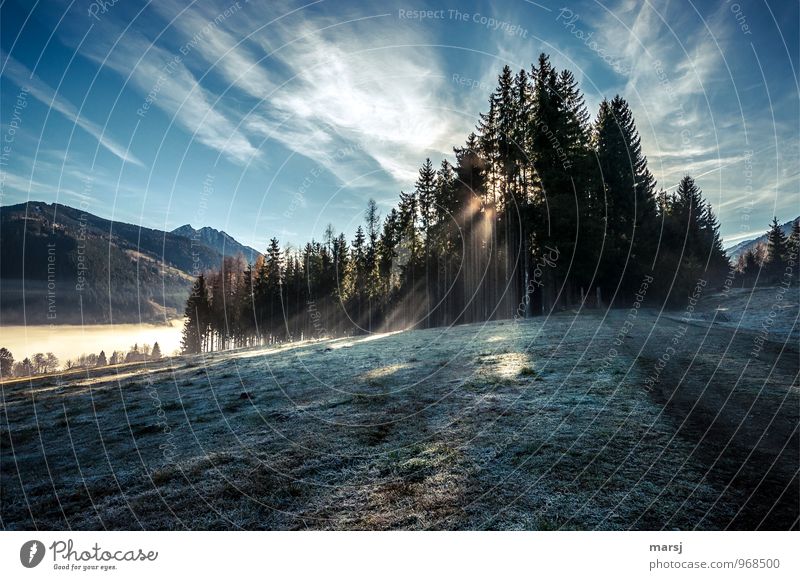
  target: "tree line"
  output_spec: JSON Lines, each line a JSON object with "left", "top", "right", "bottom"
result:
{"left": 182, "top": 53, "right": 739, "bottom": 354}
{"left": 0, "top": 343, "right": 163, "bottom": 380}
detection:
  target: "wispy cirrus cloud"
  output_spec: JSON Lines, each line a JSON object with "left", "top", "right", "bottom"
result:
{"left": 1, "top": 51, "right": 145, "bottom": 167}
{"left": 150, "top": 0, "right": 470, "bottom": 184}
{"left": 74, "top": 24, "right": 260, "bottom": 166}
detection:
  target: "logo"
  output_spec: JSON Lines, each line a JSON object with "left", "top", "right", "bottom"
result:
{"left": 20, "top": 540, "right": 46, "bottom": 568}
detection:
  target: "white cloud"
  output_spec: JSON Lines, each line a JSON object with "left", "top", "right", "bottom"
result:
{"left": 150, "top": 3, "right": 469, "bottom": 186}
{"left": 264, "top": 21, "right": 469, "bottom": 184}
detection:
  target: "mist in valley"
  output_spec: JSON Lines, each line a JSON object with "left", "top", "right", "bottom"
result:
{"left": 0, "top": 320, "right": 184, "bottom": 365}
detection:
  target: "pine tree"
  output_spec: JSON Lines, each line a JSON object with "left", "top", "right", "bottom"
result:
{"left": 261, "top": 237, "right": 284, "bottom": 342}
{"left": 97, "top": 350, "right": 107, "bottom": 366}
{"left": 351, "top": 225, "right": 367, "bottom": 326}
{"left": 529, "top": 54, "right": 561, "bottom": 201}
{"left": 594, "top": 95, "right": 657, "bottom": 299}
{"left": 700, "top": 202, "right": 729, "bottom": 280}
{"left": 765, "top": 217, "right": 788, "bottom": 279}
{"left": 234, "top": 263, "right": 256, "bottom": 346}
{"left": 33, "top": 353, "right": 46, "bottom": 374}
{"left": 494, "top": 65, "right": 517, "bottom": 204}
{"left": 415, "top": 159, "right": 438, "bottom": 325}
{"left": 332, "top": 232, "right": 351, "bottom": 300}
{"left": 477, "top": 95, "right": 500, "bottom": 209}
{"left": 454, "top": 132, "right": 489, "bottom": 323}
{"left": 181, "top": 274, "right": 210, "bottom": 354}
{"left": 151, "top": 342, "right": 162, "bottom": 360}
{"left": 416, "top": 160, "right": 437, "bottom": 234}
{"left": 378, "top": 209, "right": 400, "bottom": 297}
{"left": 512, "top": 68, "right": 532, "bottom": 202}
{"left": 363, "top": 200, "right": 383, "bottom": 330}
{"left": 397, "top": 188, "right": 422, "bottom": 299}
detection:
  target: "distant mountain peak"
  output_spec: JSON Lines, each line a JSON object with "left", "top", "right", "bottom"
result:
{"left": 170, "top": 224, "right": 262, "bottom": 262}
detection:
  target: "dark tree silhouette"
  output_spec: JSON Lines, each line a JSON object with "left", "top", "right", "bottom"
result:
{"left": 766, "top": 217, "right": 789, "bottom": 279}
{"left": 180, "top": 54, "right": 737, "bottom": 353}
{"left": 0, "top": 348, "right": 13, "bottom": 379}
{"left": 181, "top": 274, "right": 211, "bottom": 354}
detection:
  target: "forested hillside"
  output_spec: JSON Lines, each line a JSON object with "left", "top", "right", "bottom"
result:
{"left": 1, "top": 202, "right": 232, "bottom": 324}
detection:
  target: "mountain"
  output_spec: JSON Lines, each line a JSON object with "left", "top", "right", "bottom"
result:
{"left": 171, "top": 224, "right": 261, "bottom": 263}
{"left": 726, "top": 216, "right": 798, "bottom": 262}
{"left": 0, "top": 201, "right": 253, "bottom": 324}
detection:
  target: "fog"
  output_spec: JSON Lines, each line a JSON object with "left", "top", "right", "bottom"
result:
{"left": 0, "top": 320, "right": 185, "bottom": 364}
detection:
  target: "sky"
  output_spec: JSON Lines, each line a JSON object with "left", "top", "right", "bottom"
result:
{"left": 0, "top": 0, "right": 797, "bottom": 251}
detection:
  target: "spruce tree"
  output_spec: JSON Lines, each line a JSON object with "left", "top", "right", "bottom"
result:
{"left": 332, "top": 232, "right": 351, "bottom": 300}
{"left": 415, "top": 159, "right": 437, "bottom": 324}
{"left": 263, "top": 237, "right": 284, "bottom": 341}
{"left": 351, "top": 226, "right": 367, "bottom": 326}
{"left": 594, "top": 95, "right": 657, "bottom": 299}
{"left": 181, "top": 274, "right": 210, "bottom": 354}
{"left": 765, "top": 217, "right": 788, "bottom": 279}
{"left": 378, "top": 209, "right": 399, "bottom": 298}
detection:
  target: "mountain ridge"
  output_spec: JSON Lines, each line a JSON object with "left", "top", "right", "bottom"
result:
{"left": 171, "top": 224, "right": 262, "bottom": 263}
{"left": 0, "top": 201, "right": 261, "bottom": 324}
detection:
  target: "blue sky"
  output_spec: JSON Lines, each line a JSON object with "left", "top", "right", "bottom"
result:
{"left": 1, "top": 0, "right": 797, "bottom": 251}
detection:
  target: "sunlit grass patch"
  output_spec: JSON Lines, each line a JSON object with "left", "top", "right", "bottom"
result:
{"left": 361, "top": 363, "right": 410, "bottom": 381}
